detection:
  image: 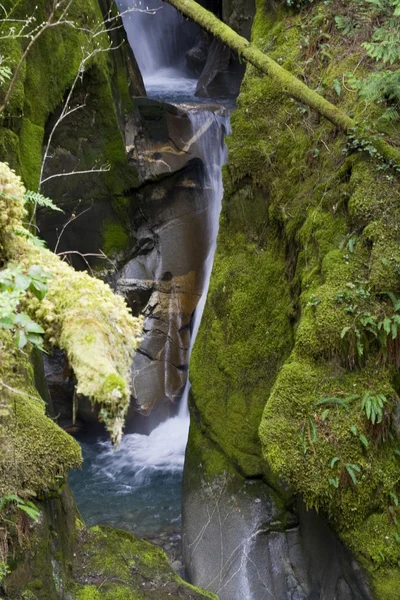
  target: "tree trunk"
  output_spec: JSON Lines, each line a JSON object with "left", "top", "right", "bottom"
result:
{"left": 163, "top": 0, "right": 400, "bottom": 168}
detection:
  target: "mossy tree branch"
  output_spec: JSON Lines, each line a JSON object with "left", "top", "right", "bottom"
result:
{"left": 163, "top": 0, "right": 400, "bottom": 168}
{"left": 0, "top": 162, "right": 143, "bottom": 446}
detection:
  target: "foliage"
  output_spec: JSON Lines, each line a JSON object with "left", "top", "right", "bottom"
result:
{"left": 0, "top": 264, "right": 50, "bottom": 350}
{"left": 335, "top": 0, "right": 400, "bottom": 120}
{"left": 0, "top": 561, "right": 10, "bottom": 585}
{"left": 0, "top": 55, "right": 12, "bottom": 87}
{"left": 0, "top": 494, "right": 40, "bottom": 522}
{"left": 23, "top": 190, "right": 63, "bottom": 213}
{"left": 339, "top": 286, "right": 400, "bottom": 364}
{"left": 361, "top": 390, "right": 388, "bottom": 424}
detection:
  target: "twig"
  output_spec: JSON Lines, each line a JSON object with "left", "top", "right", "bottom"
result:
{"left": 0, "top": 380, "right": 40, "bottom": 402}
{"left": 40, "top": 164, "right": 111, "bottom": 186}
{"left": 54, "top": 204, "right": 92, "bottom": 254}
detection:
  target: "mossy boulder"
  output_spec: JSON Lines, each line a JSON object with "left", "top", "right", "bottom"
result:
{"left": 189, "top": 0, "right": 400, "bottom": 596}
{"left": 3, "top": 488, "right": 217, "bottom": 600}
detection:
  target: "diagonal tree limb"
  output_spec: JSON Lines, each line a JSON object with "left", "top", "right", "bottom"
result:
{"left": 162, "top": 0, "right": 400, "bottom": 168}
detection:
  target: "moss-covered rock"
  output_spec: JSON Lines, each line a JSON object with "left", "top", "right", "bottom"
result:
{"left": 190, "top": 0, "right": 400, "bottom": 596}
{"left": 0, "top": 162, "right": 143, "bottom": 443}
{"left": 0, "top": 0, "right": 142, "bottom": 265}
{"left": 0, "top": 328, "right": 81, "bottom": 497}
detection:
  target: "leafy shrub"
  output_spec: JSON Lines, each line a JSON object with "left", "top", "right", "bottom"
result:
{"left": 0, "top": 264, "right": 50, "bottom": 349}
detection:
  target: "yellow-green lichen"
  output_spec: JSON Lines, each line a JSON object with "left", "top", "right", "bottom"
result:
{"left": 1, "top": 162, "right": 143, "bottom": 444}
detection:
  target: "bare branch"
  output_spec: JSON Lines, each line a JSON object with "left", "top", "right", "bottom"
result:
{"left": 54, "top": 204, "right": 93, "bottom": 254}
{"left": 40, "top": 164, "right": 111, "bottom": 186}
{"left": 0, "top": 379, "right": 40, "bottom": 402}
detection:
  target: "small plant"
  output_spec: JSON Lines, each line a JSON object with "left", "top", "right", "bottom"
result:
{"left": 339, "top": 288, "right": 400, "bottom": 364}
{"left": 315, "top": 395, "right": 356, "bottom": 411}
{"left": 345, "top": 463, "right": 361, "bottom": 485}
{"left": 0, "top": 264, "right": 50, "bottom": 350}
{"left": 0, "top": 495, "right": 40, "bottom": 522}
{"left": 361, "top": 391, "right": 388, "bottom": 424}
{"left": 350, "top": 425, "right": 369, "bottom": 449}
{"left": 23, "top": 190, "right": 63, "bottom": 213}
{"left": 328, "top": 457, "right": 362, "bottom": 487}
{"left": 0, "top": 561, "right": 10, "bottom": 585}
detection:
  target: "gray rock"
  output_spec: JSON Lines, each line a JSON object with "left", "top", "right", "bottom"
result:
{"left": 182, "top": 428, "right": 373, "bottom": 600}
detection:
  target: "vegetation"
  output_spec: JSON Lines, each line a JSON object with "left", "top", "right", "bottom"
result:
{"left": 163, "top": 0, "right": 400, "bottom": 168}
{"left": 2, "top": 0, "right": 400, "bottom": 597}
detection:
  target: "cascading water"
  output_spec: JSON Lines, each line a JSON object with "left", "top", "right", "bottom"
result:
{"left": 69, "top": 0, "right": 231, "bottom": 563}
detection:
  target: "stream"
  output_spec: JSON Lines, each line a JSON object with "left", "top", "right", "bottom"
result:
{"left": 69, "top": 0, "right": 230, "bottom": 571}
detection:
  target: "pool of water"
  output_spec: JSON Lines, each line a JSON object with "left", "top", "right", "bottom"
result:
{"left": 69, "top": 413, "right": 189, "bottom": 537}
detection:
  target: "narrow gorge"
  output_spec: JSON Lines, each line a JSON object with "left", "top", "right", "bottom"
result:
{"left": 1, "top": 0, "right": 400, "bottom": 599}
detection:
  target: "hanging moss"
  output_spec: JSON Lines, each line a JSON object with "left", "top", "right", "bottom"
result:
{"left": 1, "top": 162, "right": 143, "bottom": 444}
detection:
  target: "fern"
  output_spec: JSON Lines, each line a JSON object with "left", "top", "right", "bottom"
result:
{"left": 363, "top": 22, "right": 400, "bottom": 64}
{"left": 12, "top": 227, "right": 47, "bottom": 248}
{"left": 24, "top": 190, "right": 63, "bottom": 213}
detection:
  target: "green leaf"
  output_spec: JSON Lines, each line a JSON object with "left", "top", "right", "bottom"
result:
{"left": 24, "top": 190, "right": 63, "bottom": 213}
{"left": 316, "top": 397, "right": 350, "bottom": 411}
{"left": 346, "top": 464, "right": 359, "bottom": 485}
{"left": 350, "top": 425, "right": 358, "bottom": 435}
{"left": 14, "top": 273, "right": 31, "bottom": 291}
{"left": 328, "top": 477, "right": 339, "bottom": 488}
{"left": 27, "top": 333, "right": 44, "bottom": 348}
{"left": 14, "top": 313, "right": 32, "bottom": 327}
{"left": 25, "top": 321, "right": 44, "bottom": 334}
{"left": 15, "top": 329, "right": 28, "bottom": 349}
{"left": 383, "top": 317, "right": 391, "bottom": 335}
{"left": 359, "top": 434, "right": 369, "bottom": 449}
{"left": 0, "top": 317, "right": 14, "bottom": 329}
{"left": 341, "top": 326, "right": 351, "bottom": 339}
{"left": 321, "top": 408, "right": 330, "bottom": 421}
{"left": 333, "top": 79, "right": 341, "bottom": 96}
{"left": 330, "top": 457, "right": 340, "bottom": 468}
{"left": 17, "top": 503, "right": 40, "bottom": 521}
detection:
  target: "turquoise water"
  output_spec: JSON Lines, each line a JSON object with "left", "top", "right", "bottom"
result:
{"left": 69, "top": 434, "right": 184, "bottom": 537}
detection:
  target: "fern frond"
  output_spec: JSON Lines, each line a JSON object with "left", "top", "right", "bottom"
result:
{"left": 24, "top": 190, "right": 63, "bottom": 213}
{"left": 13, "top": 227, "right": 47, "bottom": 248}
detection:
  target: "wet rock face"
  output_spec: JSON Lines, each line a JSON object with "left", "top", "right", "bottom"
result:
{"left": 118, "top": 159, "right": 209, "bottom": 423}
{"left": 126, "top": 98, "right": 196, "bottom": 181}
{"left": 182, "top": 426, "right": 373, "bottom": 600}
{"left": 115, "top": 106, "right": 227, "bottom": 427}
{"left": 193, "top": 0, "right": 255, "bottom": 98}
{"left": 195, "top": 39, "right": 246, "bottom": 98}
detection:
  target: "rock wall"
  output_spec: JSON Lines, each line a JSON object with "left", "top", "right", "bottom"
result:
{"left": 184, "top": 1, "right": 400, "bottom": 598}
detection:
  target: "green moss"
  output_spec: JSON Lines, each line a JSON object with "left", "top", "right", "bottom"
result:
{"left": 19, "top": 120, "right": 44, "bottom": 191}
{"left": 372, "top": 569, "right": 400, "bottom": 600}
{"left": 0, "top": 328, "right": 82, "bottom": 497}
{"left": 189, "top": 0, "right": 400, "bottom": 592}
{"left": 102, "top": 221, "right": 129, "bottom": 255}
{"left": 190, "top": 218, "right": 293, "bottom": 476}
{"left": 71, "top": 526, "right": 218, "bottom": 600}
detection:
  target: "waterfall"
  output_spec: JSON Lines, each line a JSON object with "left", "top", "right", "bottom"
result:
{"left": 93, "top": 109, "right": 230, "bottom": 470}
{"left": 70, "top": 0, "right": 231, "bottom": 541}
{"left": 116, "top": 0, "right": 198, "bottom": 78}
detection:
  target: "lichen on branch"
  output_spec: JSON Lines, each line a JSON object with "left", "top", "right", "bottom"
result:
{"left": 0, "top": 162, "right": 143, "bottom": 444}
